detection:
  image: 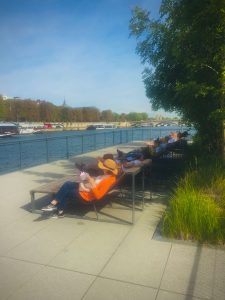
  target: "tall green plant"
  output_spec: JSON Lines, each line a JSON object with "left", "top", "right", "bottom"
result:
{"left": 163, "top": 188, "right": 224, "bottom": 242}
{"left": 163, "top": 157, "right": 225, "bottom": 243}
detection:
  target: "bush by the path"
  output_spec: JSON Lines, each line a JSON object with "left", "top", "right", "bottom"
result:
{"left": 163, "top": 158, "right": 225, "bottom": 243}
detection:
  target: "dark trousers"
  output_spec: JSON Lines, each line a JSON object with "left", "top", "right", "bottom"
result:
{"left": 55, "top": 181, "right": 79, "bottom": 210}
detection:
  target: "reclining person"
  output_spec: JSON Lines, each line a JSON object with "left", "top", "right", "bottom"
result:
{"left": 116, "top": 142, "right": 157, "bottom": 162}
{"left": 117, "top": 130, "right": 189, "bottom": 162}
{"left": 41, "top": 159, "right": 119, "bottom": 217}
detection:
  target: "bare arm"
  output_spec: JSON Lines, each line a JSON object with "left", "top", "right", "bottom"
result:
{"left": 86, "top": 174, "right": 97, "bottom": 188}
{"left": 79, "top": 182, "right": 91, "bottom": 192}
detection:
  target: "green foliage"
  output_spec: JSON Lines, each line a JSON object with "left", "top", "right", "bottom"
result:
{"left": 101, "top": 110, "right": 114, "bottom": 122}
{"left": 126, "top": 112, "right": 148, "bottom": 121}
{"left": 163, "top": 189, "right": 224, "bottom": 242}
{"left": 163, "top": 157, "right": 225, "bottom": 243}
{"left": 130, "top": 0, "right": 225, "bottom": 155}
{"left": 0, "top": 99, "right": 6, "bottom": 120}
{"left": 0, "top": 98, "right": 149, "bottom": 122}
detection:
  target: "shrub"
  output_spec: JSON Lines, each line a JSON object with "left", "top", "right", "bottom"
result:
{"left": 162, "top": 157, "right": 225, "bottom": 243}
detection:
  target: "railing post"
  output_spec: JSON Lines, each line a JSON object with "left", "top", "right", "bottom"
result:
{"left": 46, "top": 138, "right": 49, "bottom": 162}
{"left": 94, "top": 133, "right": 97, "bottom": 150}
{"left": 66, "top": 136, "right": 69, "bottom": 159}
{"left": 19, "top": 141, "right": 22, "bottom": 169}
{"left": 81, "top": 135, "right": 84, "bottom": 153}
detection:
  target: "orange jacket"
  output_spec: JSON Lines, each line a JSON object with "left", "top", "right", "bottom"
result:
{"left": 79, "top": 175, "right": 117, "bottom": 202}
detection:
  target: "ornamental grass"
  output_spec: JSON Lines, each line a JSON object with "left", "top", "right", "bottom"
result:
{"left": 162, "top": 157, "right": 225, "bottom": 243}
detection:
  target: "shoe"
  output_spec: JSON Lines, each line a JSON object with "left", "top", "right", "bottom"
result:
{"left": 57, "top": 210, "right": 64, "bottom": 217}
{"left": 41, "top": 204, "right": 57, "bottom": 212}
{"left": 52, "top": 210, "right": 64, "bottom": 218}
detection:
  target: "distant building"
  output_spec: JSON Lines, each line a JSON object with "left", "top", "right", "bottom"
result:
{"left": 0, "top": 94, "right": 10, "bottom": 100}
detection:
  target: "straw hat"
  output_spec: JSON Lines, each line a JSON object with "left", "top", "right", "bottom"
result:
{"left": 98, "top": 159, "right": 118, "bottom": 175}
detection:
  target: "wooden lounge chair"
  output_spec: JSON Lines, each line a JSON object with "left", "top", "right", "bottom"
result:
{"left": 30, "top": 172, "right": 128, "bottom": 222}
{"left": 30, "top": 159, "right": 151, "bottom": 224}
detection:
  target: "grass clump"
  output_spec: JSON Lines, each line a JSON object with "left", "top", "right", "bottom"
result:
{"left": 163, "top": 157, "right": 225, "bottom": 243}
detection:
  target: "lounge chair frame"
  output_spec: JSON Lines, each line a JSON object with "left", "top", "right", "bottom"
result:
{"left": 30, "top": 160, "right": 151, "bottom": 224}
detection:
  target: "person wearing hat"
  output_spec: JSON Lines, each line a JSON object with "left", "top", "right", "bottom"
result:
{"left": 75, "top": 153, "right": 115, "bottom": 176}
{"left": 41, "top": 159, "right": 119, "bottom": 217}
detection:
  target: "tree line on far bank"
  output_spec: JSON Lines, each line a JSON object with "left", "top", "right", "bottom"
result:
{"left": 0, "top": 97, "right": 149, "bottom": 123}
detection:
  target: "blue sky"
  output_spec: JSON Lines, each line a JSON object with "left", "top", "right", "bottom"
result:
{"left": 0, "top": 0, "right": 164, "bottom": 115}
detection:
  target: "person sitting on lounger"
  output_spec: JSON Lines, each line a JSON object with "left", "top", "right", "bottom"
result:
{"left": 41, "top": 159, "right": 119, "bottom": 218}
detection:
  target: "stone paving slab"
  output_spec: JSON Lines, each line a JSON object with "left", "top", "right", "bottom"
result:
{"left": 130, "top": 203, "right": 167, "bottom": 240}
{"left": 49, "top": 221, "right": 130, "bottom": 275}
{"left": 156, "top": 290, "right": 202, "bottom": 300}
{"left": 0, "top": 214, "right": 54, "bottom": 256}
{"left": 0, "top": 257, "right": 43, "bottom": 300}
{"left": 160, "top": 244, "right": 215, "bottom": 299}
{"left": 5, "top": 217, "right": 88, "bottom": 265}
{"left": 212, "top": 249, "right": 225, "bottom": 300}
{"left": 83, "top": 277, "right": 158, "bottom": 300}
{"left": 101, "top": 237, "right": 172, "bottom": 288}
{"left": 9, "top": 265, "right": 95, "bottom": 300}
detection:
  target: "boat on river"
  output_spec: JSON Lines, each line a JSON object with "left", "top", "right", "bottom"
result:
{"left": 86, "top": 124, "right": 117, "bottom": 130}
{"left": 18, "top": 123, "right": 44, "bottom": 134}
{"left": 0, "top": 122, "right": 19, "bottom": 137}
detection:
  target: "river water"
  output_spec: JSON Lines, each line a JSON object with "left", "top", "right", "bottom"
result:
{"left": 0, "top": 126, "right": 192, "bottom": 174}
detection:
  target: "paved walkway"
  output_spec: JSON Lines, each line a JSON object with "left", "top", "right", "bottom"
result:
{"left": 0, "top": 143, "right": 224, "bottom": 300}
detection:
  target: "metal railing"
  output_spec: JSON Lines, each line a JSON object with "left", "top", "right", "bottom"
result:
{"left": 0, "top": 127, "right": 181, "bottom": 174}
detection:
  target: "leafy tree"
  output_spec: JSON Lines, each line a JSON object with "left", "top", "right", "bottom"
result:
{"left": 3, "top": 100, "right": 12, "bottom": 121}
{"left": 140, "top": 112, "right": 148, "bottom": 121}
{"left": 90, "top": 107, "right": 101, "bottom": 122}
{"left": 130, "top": 0, "right": 225, "bottom": 155}
{"left": 21, "top": 99, "right": 39, "bottom": 121}
{"left": 39, "top": 101, "right": 55, "bottom": 121}
{"left": 0, "top": 99, "right": 5, "bottom": 120}
{"left": 0, "top": 97, "right": 150, "bottom": 124}
{"left": 74, "top": 108, "right": 83, "bottom": 122}
{"left": 101, "top": 110, "right": 114, "bottom": 122}
{"left": 113, "top": 112, "right": 120, "bottom": 121}
{"left": 82, "top": 107, "right": 100, "bottom": 122}
{"left": 119, "top": 113, "right": 127, "bottom": 122}
{"left": 127, "top": 112, "right": 148, "bottom": 121}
